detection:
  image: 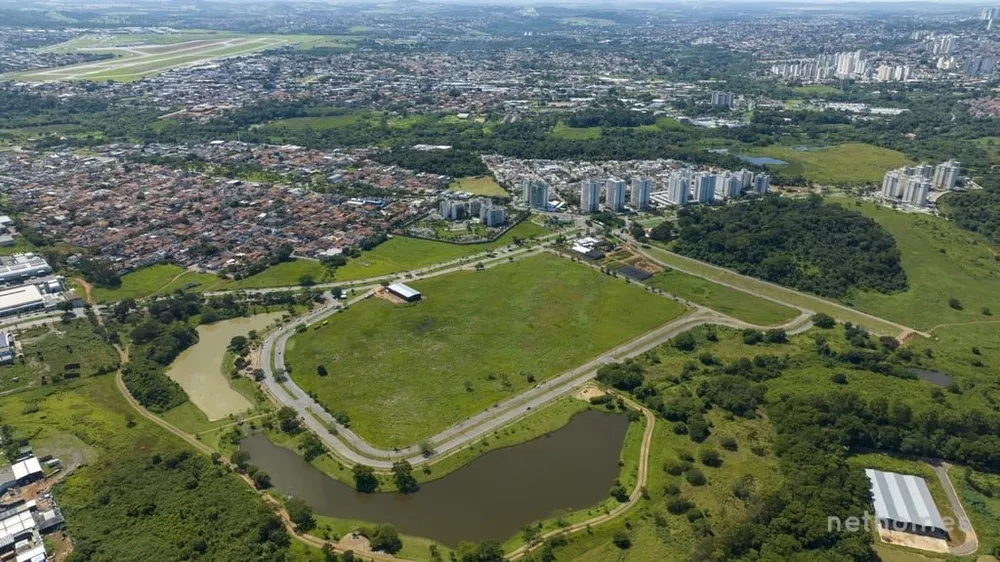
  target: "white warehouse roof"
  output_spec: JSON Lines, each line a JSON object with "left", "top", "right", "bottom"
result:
{"left": 0, "top": 285, "right": 44, "bottom": 313}
{"left": 11, "top": 457, "right": 42, "bottom": 481}
{"left": 865, "top": 469, "right": 946, "bottom": 531}
{"left": 387, "top": 283, "right": 421, "bottom": 299}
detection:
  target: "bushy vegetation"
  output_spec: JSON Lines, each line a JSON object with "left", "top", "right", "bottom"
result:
{"left": 943, "top": 187, "right": 1000, "bottom": 246}
{"left": 674, "top": 195, "right": 907, "bottom": 298}
{"left": 60, "top": 451, "right": 291, "bottom": 562}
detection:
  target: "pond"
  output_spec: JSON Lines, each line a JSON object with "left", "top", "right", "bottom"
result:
{"left": 241, "top": 410, "right": 630, "bottom": 546}
{"left": 166, "top": 313, "right": 280, "bottom": 420}
{"left": 908, "top": 368, "right": 953, "bottom": 388}
{"left": 736, "top": 155, "right": 788, "bottom": 166}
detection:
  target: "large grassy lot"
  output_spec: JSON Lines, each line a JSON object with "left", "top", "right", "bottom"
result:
{"left": 848, "top": 202, "right": 1000, "bottom": 332}
{"left": 551, "top": 121, "right": 601, "bottom": 140}
{"left": 90, "top": 263, "right": 191, "bottom": 302}
{"left": 648, "top": 268, "right": 800, "bottom": 326}
{"left": 447, "top": 176, "right": 509, "bottom": 198}
{"left": 744, "top": 143, "right": 912, "bottom": 185}
{"left": 333, "top": 220, "right": 550, "bottom": 281}
{"left": 286, "top": 253, "right": 687, "bottom": 447}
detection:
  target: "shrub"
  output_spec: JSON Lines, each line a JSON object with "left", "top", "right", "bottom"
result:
{"left": 812, "top": 313, "right": 836, "bottom": 329}
{"left": 611, "top": 531, "right": 631, "bottom": 549}
{"left": 742, "top": 329, "right": 763, "bottom": 345}
{"left": 699, "top": 449, "right": 723, "bottom": 467}
{"left": 720, "top": 436, "right": 738, "bottom": 451}
{"left": 666, "top": 496, "right": 694, "bottom": 514}
{"left": 685, "top": 469, "right": 707, "bottom": 486}
{"left": 831, "top": 373, "right": 848, "bottom": 385}
{"left": 949, "top": 297, "right": 963, "bottom": 310}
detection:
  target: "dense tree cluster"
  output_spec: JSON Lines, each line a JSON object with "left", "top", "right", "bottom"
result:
{"left": 372, "top": 148, "right": 489, "bottom": 177}
{"left": 674, "top": 196, "right": 907, "bottom": 298}
{"left": 942, "top": 187, "right": 1000, "bottom": 246}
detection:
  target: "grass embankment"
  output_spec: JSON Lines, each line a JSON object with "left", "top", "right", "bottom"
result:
{"left": 269, "top": 396, "right": 592, "bottom": 492}
{"left": 745, "top": 143, "right": 912, "bottom": 184}
{"left": 642, "top": 244, "right": 903, "bottom": 335}
{"left": 286, "top": 253, "right": 686, "bottom": 447}
{"left": 447, "top": 176, "right": 509, "bottom": 198}
{"left": 333, "top": 220, "right": 550, "bottom": 281}
{"left": 647, "top": 268, "right": 799, "bottom": 325}
{"left": 848, "top": 202, "right": 1000, "bottom": 332}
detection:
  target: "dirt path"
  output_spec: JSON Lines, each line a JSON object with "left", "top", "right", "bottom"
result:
{"left": 926, "top": 319, "right": 1000, "bottom": 335}
{"left": 507, "top": 392, "right": 655, "bottom": 560}
{"left": 72, "top": 277, "right": 94, "bottom": 305}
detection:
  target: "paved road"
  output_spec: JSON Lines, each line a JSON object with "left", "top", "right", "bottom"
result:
{"left": 260, "top": 248, "right": 815, "bottom": 468}
{"left": 932, "top": 461, "right": 979, "bottom": 556}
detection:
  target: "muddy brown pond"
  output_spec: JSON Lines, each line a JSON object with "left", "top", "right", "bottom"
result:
{"left": 240, "top": 410, "right": 629, "bottom": 546}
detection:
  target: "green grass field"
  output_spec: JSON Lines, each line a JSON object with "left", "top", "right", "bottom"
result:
{"left": 90, "top": 263, "right": 189, "bottom": 302}
{"left": 447, "top": 176, "right": 509, "bottom": 198}
{"left": 286, "top": 254, "right": 687, "bottom": 447}
{"left": 648, "top": 269, "right": 800, "bottom": 325}
{"left": 334, "top": 220, "right": 549, "bottom": 281}
{"left": 792, "top": 84, "right": 841, "bottom": 96}
{"left": 551, "top": 121, "right": 601, "bottom": 140}
{"left": 745, "top": 143, "right": 912, "bottom": 185}
{"left": 230, "top": 259, "right": 332, "bottom": 290}
{"left": 847, "top": 202, "right": 1000, "bottom": 332}
{"left": 268, "top": 114, "right": 362, "bottom": 131}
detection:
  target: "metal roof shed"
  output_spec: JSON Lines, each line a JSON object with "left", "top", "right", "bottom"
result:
{"left": 387, "top": 283, "right": 422, "bottom": 302}
{"left": 865, "top": 469, "right": 947, "bottom": 534}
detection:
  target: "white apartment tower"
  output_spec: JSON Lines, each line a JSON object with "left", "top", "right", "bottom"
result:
{"left": 580, "top": 178, "right": 602, "bottom": 213}
{"left": 932, "top": 160, "right": 961, "bottom": 191}
{"left": 667, "top": 172, "right": 690, "bottom": 206}
{"left": 630, "top": 177, "right": 652, "bottom": 211}
{"left": 606, "top": 178, "right": 626, "bottom": 212}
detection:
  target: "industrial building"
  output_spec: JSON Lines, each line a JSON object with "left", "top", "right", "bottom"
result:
{"left": 0, "top": 332, "right": 15, "bottom": 365}
{"left": 865, "top": 469, "right": 948, "bottom": 539}
{"left": 0, "top": 286, "right": 47, "bottom": 318}
{"left": 387, "top": 283, "right": 422, "bottom": 302}
{"left": 0, "top": 255, "right": 51, "bottom": 286}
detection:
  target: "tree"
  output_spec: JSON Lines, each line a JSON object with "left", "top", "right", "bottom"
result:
{"left": 949, "top": 297, "right": 963, "bottom": 310}
{"left": 456, "top": 541, "right": 504, "bottom": 562}
{"left": 228, "top": 336, "right": 249, "bottom": 354}
{"left": 812, "top": 313, "right": 836, "bottom": 329}
{"left": 276, "top": 407, "right": 301, "bottom": 434}
{"left": 286, "top": 497, "right": 315, "bottom": 532}
{"left": 316, "top": 364, "right": 328, "bottom": 377}
{"left": 611, "top": 530, "right": 632, "bottom": 549}
{"left": 353, "top": 464, "right": 379, "bottom": 493}
{"left": 685, "top": 468, "right": 707, "bottom": 486}
{"left": 299, "top": 274, "right": 316, "bottom": 287}
{"left": 700, "top": 449, "right": 723, "bottom": 467}
{"left": 299, "top": 432, "right": 325, "bottom": 462}
{"left": 673, "top": 332, "right": 697, "bottom": 352}
{"left": 369, "top": 523, "right": 403, "bottom": 554}
{"left": 252, "top": 471, "right": 272, "bottom": 489}
{"left": 392, "top": 460, "right": 419, "bottom": 494}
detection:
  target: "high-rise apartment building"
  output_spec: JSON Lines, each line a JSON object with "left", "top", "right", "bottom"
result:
{"left": 630, "top": 177, "right": 652, "bottom": 211}
{"left": 580, "top": 178, "right": 602, "bottom": 213}
{"left": 606, "top": 178, "right": 626, "bottom": 212}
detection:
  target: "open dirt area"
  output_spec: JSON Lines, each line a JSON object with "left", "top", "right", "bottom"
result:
{"left": 575, "top": 385, "right": 607, "bottom": 402}
{"left": 877, "top": 528, "right": 950, "bottom": 554}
